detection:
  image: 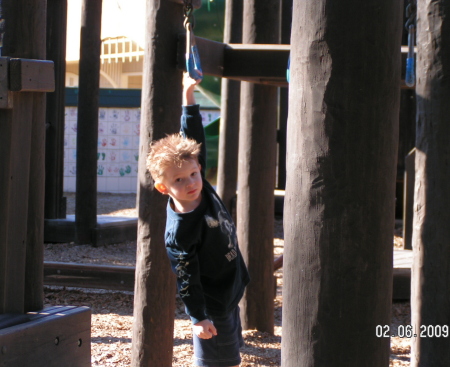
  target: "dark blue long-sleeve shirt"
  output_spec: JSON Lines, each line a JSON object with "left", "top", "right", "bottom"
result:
{"left": 164, "top": 104, "right": 250, "bottom": 324}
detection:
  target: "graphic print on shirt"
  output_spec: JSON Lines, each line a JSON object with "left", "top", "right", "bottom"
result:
{"left": 205, "top": 195, "right": 238, "bottom": 262}
{"left": 175, "top": 253, "right": 191, "bottom": 298}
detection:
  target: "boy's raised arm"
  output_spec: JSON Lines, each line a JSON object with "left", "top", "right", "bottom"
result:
{"left": 180, "top": 73, "right": 206, "bottom": 176}
{"left": 183, "top": 72, "right": 199, "bottom": 105}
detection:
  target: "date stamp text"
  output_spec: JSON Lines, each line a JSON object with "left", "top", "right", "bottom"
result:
{"left": 376, "top": 325, "right": 449, "bottom": 338}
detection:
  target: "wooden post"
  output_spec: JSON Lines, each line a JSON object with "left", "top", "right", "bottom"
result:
{"left": 216, "top": 0, "right": 242, "bottom": 213}
{"left": 45, "top": 0, "right": 68, "bottom": 220}
{"left": 277, "top": 0, "right": 292, "bottom": 190}
{"left": 26, "top": 1, "right": 49, "bottom": 309}
{"left": 403, "top": 148, "right": 415, "bottom": 250}
{"left": 411, "top": 0, "right": 450, "bottom": 365}
{"left": 237, "top": 0, "right": 280, "bottom": 333}
{"left": 281, "top": 0, "right": 402, "bottom": 366}
{"left": 75, "top": 0, "right": 102, "bottom": 244}
{"left": 0, "top": 0, "right": 47, "bottom": 314}
{"left": 131, "top": 1, "right": 184, "bottom": 366}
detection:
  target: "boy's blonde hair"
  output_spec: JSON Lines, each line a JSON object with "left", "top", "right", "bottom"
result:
{"left": 147, "top": 133, "right": 202, "bottom": 181}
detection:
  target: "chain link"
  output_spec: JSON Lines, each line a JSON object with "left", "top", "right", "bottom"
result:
{"left": 183, "top": 0, "right": 194, "bottom": 30}
{"left": 405, "top": 0, "right": 417, "bottom": 31}
{"left": 183, "top": 0, "right": 193, "bottom": 21}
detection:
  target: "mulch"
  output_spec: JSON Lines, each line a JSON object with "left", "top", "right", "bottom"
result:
{"left": 43, "top": 193, "right": 411, "bottom": 366}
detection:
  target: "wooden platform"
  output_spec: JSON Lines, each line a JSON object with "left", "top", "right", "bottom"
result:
{"left": 44, "top": 214, "right": 137, "bottom": 245}
{"left": 0, "top": 306, "right": 91, "bottom": 367}
{"left": 393, "top": 249, "right": 413, "bottom": 301}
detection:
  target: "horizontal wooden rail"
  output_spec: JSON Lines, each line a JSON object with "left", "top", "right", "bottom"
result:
{"left": 44, "top": 262, "right": 135, "bottom": 292}
{"left": 9, "top": 59, "right": 55, "bottom": 92}
{"left": 45, "top": 253, "right": 411, "bottom": 300}
{"left": 177, "top": 38, "right": 416, "bottom": 88}
{"left": 44, "top": 260, "right": 282, "bottom": 292}
{"left": 0, "top": 57, "right": 55, "bottom": 109}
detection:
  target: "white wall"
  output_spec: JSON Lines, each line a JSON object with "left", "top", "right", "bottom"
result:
{"left": 64, "top": 106, "right": 220, "bottom": 193}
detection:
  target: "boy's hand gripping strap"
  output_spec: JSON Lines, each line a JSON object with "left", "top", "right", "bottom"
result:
{"left": 184, "top": 20, "right": 203, "bottom": 82}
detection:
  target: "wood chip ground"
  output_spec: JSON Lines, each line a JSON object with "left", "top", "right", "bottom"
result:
{"left": 44, "top": 193, "right": 411, "bottom": 366}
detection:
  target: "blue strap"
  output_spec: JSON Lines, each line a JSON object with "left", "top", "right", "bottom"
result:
{"left": 405, "top": 24, "right": 415, "bottom": 87}
{"left": 185, "top": 22, "right": 203, "bottom": 82}
{"left": 286, "top": 54, "right": 290, "bottom": 83}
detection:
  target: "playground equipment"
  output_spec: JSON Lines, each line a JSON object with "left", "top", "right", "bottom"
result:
{"left": 0, "top": 0, "right": 90, "bottom": 366}
{"left": 1, "top": 0, "right": 440, "bottom": 366}
{"left": 281, "top": 1, "right": 403, "bottom": 366}
{"left": 410, "top": 0, "right": 450, "bottom": 365}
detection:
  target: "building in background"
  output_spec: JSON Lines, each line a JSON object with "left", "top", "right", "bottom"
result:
{"left": 66, "top": 0, "right": 146, "bottom": 89}
{"left": 63, "top": 0, "right": 220, "bottom": 193}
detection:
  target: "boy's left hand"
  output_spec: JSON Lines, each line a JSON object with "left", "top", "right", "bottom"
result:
{"left": 183, "top": 71, "right": 200, "bottom": 89}
{"left": 182, "top": 72, "right": 200, "bottom": 105}
{"left": 193, "top": 319, "right": 217, "bottom": 339}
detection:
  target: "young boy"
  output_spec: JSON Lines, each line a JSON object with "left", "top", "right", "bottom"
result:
{"left": 146, "top": 74, "right": 250, "bottom": 367}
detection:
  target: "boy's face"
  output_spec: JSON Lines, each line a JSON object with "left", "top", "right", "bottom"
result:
{"left": 155, "top": 158, "right": 203, "bottom": 210}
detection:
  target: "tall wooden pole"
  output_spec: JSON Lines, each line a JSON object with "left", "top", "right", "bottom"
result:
{"left": 131, "top": 1, "right": 184, "bottom": 366}
{"left": 277, "top": 0, "right": 292, "bottom": 190}
{"left": 0, "top": 0, "right": 47, "bottom": 313}
{"left": 281, "top": 0, "right": 402, "bottom": 366}
{"left": 45, "top": 0, "right": 68, "bottom": 220}
{"left": 237, "top": 0, "right": 280, "bottom": 333}
{"left": 75, "top": 0, "right": 102, "bottom": 244}
{"left": 216, "top": 0, "right": 242, "bottom": 213}
{"left": 25, "top": 0, "right": 48, "bottom": 308}
{"left": 411, "top": 0, "right": 450, "bottom": 365}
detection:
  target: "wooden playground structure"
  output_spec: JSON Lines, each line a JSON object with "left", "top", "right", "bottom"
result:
{"left": 1, "top": 0, "right": 450, "bottom": 366}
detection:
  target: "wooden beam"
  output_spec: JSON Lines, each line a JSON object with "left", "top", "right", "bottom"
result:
{"left": 217, "top": 0, "right": 243, "bottom": 214}
{"left": 9, "top": 59, "right": 55, "bottom": 92}
{"left": 178, "top": 38, "right": 415, "bottom": 88}
{"left": 177, "top": 36, "right": 290, "bottom": 85}
{"left": 403, "top": 148, "right": 415, "bottom": 250}
{"left": 45, "top": 0, "right": 68, "bottom": 220}
{"left": 22, "top": 0, "right": 48, "bottom": 313}
{"left": 0, "top": 58, "right": 13, "bottom": 109}
{"left": 277, "top": 0, "right": 292, "bottom": 190}
{"left": 237, "top": 0, "right": 279, "bottom": 334}
{"left": 282, "top": 0, "right": 402, "bottom": 365}
{"left": 0, "top": 306, "right": 91, "bottom": 367}
{"left": 44, "top": 262, "right": 135, "bottom": 291}
{"left": 75, "top": 0, "right": 102, "bottom": 244}
{"left": 411, "top": 0, "right": 450, "bottom": 364}
{"left": 132, "top": 1, "right": 181, "bottom": 366}
{"left": 224, "top": 44, "right": 290, "bottom": 78}
{"left": 177, "top": 35, "right": 225, "bottom": 77}
{"left": 0, "top": 0, "right": 49, "bottom": 314}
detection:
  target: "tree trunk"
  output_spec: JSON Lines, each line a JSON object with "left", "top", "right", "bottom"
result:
{"left": 131, "top": 1, "right": 184, "bottom": 366}
{"left": 411, "top": 1, "right": 450, "bottom": 365}
{"left": 75, "top": 0, "right": 102, "bottom": 244}
{"left": 237, "top": 0, "right": 280, "bottom": 334}
{"left": 282, "top": 1, "right": 402, "bottom": 366}
{"left": 217, "top": 0, "right": 242, "bottom": 213}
